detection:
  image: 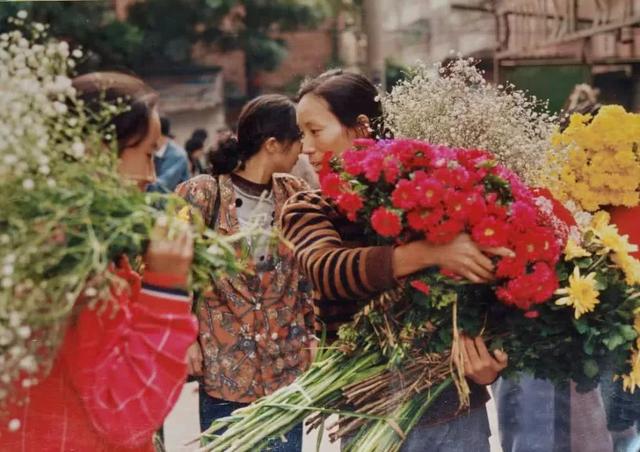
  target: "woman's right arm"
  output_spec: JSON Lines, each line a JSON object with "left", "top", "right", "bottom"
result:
{"left": 281, "top": 192, "right": 513, "bottom": 300}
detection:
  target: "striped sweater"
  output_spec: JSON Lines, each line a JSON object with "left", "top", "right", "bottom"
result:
{"left": 281, "top": 190, "right": 396, "bottom": 335}
{"left": 281, "top": 190, "right": 490, "bottom": 425}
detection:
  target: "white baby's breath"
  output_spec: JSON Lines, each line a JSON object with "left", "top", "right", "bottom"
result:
{"left": 383, "top": 58, "right": 557, "bottom": 185}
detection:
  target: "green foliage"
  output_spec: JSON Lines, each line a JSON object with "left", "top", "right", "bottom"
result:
{"left": 0, "top": 0, "right": 322, "bottom": 81}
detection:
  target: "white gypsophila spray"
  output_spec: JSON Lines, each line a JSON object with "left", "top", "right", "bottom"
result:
{"left": 0, "top": 13, "right": 244, "bottom": 411}
{"left": 382, "top": 57, "right": 557, "bottom": 186}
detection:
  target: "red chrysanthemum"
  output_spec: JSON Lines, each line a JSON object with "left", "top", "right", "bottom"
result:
{"left": 434, "top": 166, "right": 473, "bottom": 190}
{"left": 463, "top": 190, "right": 488, "bottom": 223}
{"left": 391, "top": 180, "right": 420, "bottom": 210}
{"left": 496, "top": 262, "right": 558, "bottom": 309}
{"left": 320, "top": 173, "right": 344, "bottom": 199}
{"left": 342, "top": 149, "right": 366, "bottom": 176}
{"left": 336, "top": 192, "right": 364, "bottom": 222}
{"left": 444, "top": 190, "right": 472, "bottom": 221}
{"left": 363, "top": 151, "right": 385, "bottom": 182}
{"left": 410, "top": 280, "right": 431, "bottom": 295}
{"left": 495, "top": 256, "right": 527, "bottom": 279}
{"left": 513, "top": 227, "right": 560, "bottom": 264}
{"left": 407, "top": 207, "right": 444, "bottom": 232}
{"left": 414, "top": 174, "right": 445, "bottom": 208}
{"left": 426, "top": 218, "right": 464, "bottom": 244}
{"left": 382, "top": 156, "right": 401, "bottom": 184}
{"left": 371, "top": 207, "right": 403, "bottom": 237}
{"left": 471, "top": 216, "right": 510, "bottom": 248}
{"left": 317, "top": 151, "right": 335, "bottom": 179}
{"left": 509, "top": 201, "right": 539, "bottom": 231}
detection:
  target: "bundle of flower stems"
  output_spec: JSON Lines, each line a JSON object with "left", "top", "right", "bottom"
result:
{"left": 200, "top": 288, "right": 460, "bottom": 452}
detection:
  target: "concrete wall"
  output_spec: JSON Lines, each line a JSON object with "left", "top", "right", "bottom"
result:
{"left": 382, "top": 0, "right": 496, "bottom": 66}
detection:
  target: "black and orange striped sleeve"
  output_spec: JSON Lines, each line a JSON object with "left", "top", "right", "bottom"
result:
{"left": 281, "top": 191, "right": 395, "bottom": 301}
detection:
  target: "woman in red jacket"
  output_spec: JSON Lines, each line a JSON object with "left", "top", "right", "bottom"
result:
{"left": 1, "top": 72, "right": 197, "bottom": 452}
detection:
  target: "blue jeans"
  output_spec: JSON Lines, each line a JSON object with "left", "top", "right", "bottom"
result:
{"left": 400, "top": 407, "right": 490, "bottom": 452}
{"left": 493, "top": 375, "right": 570, "bottom": 452}
{"left": 199, "top": 385, "right": 303, "bottom": 452}
{"left": 341, "top": 407, "right": 490, "bottom": 452}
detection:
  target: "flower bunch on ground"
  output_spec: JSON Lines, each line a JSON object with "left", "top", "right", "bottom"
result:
{"left": 382, "top": 57, "right": 557, "bottom": 186}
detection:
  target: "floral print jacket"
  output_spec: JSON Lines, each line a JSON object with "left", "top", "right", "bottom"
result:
{"left": 176, "top": 173, "right": 316, "bottom": 403}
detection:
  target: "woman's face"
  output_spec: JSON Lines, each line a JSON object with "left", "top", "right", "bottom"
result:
{"left": 296, "top": 93, "right": 357, "bottom": 173}
{"left": 117, "top": 109, "right": 161, "bottom": 191}
{"left": 271, "top": 138, "right": 303, "bottom": 174}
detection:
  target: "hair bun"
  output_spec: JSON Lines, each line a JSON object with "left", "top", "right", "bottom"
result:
{"left": 210, "top": 135, "right": 241, "bottom": 175}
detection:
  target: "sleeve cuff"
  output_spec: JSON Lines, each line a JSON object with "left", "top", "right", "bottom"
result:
{"left": 364, "top": 246, "right": 396, "bottom": 292}
{"left": 142, "top": 271, "right": 188, "bottom": 289}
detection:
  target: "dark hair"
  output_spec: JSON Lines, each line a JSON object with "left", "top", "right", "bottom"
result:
{"left": 191, "top": 128, "right": 208, "bottom": 143}
{"left": 209, "top": 94, "right": 301, "bottom": 175}
{"left": 185, "top": 137, "right": 204, "bottom": 154}
{"left": 72, "top": 72, "right": 158, "bottom": 154}
{"left": 297, "top": 69, "right": 384, "bottom": 134}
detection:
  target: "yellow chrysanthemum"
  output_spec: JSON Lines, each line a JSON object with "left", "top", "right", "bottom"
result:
{"left": 612, "top": 252, "right": 640, "bottom": 286}
{"left": 177, "top": 206, "right": 192, "bottom": 223}
{"left": 622, "top": 350, "right": 640, "bottom": 393}
{"left": 555, "top": 266, "right": 600, "bottom": 318}
{"left": 591, "top": 211, "right": 611, "bottom": 229}
{"left": 564, "top": 238, "right": 590, "bottom": 261}
{"left": 594, "top": 224, "right": 639, "bottom": 255}
{"left": 634, "top": 315, "right": 640, "bottom": 335}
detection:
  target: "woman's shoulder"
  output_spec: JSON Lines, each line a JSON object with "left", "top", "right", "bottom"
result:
{"left": 175, "top": 174, "right": 221, "bottom": 203}
{"left": 282, "top": 188, "right": 336, "bottom": 217}
{"left": 273, "top": 172, "right": 310, "bottom": 192}
{"left": 176, "top": 174, "right": 218, "bottom": 193}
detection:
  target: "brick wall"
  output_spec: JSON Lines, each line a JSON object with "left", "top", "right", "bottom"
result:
{"left": 259, "top": 28, "right": 334, "bottom": 94}
{"left": 193, "top": 27, "right": 333, "bottom": 96}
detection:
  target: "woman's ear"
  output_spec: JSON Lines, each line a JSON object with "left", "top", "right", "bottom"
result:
{"left": 356, "top": 114, "right": 373, "bottom": 138}
{"left": 263, "top": 137, "right": 281, "bottom": 154}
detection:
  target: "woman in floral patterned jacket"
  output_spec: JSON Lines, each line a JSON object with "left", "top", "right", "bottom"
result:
{"left": 176, "top": 94, "right": 315, "bottom": 451}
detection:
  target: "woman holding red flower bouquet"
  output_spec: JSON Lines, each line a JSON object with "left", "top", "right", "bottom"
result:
{"left": 280, "top": 69, "right": 512, "bottom": 451}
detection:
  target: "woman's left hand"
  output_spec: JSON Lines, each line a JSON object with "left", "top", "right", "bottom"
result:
{"left": 458, "top": 334, "right": 508, "bottom": 385}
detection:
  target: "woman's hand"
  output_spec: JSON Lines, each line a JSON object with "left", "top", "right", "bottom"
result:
{"left": 144, "top": 217, "right": 193, "bottom": 282}
{"left": 456, "top": 334, "right": 508, "bottom": 385}
{"left": 393, "top": 233, "right": 514, "bottom": 283}
{"left": 186, "top": 341, "right": 204, "bottom": 376}
{"left": 430, "top": 233, "right": 514, "bottom": 283}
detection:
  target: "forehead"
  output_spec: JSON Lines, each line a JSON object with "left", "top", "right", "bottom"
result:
{"left": 297, "top": 93, "right": 336, "bottom": 124}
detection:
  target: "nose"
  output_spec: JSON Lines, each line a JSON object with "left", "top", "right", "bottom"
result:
{"left": 301, "top": 134, "right": 315, "bottom": 155}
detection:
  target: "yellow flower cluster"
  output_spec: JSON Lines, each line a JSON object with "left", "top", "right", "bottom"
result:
{"left": 558, "top": 211, "right": 640, "bottom": 320}
{"left": 549, "top": 105, "right": 640, "bottom": 211}
{"left": 591, "top": 211, "right": 640, "bottom": 286}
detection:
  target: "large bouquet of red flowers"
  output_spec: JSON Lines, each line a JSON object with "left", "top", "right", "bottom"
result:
{"left": 202, "top": 139, "right": 640, "bottom": 452}
{"left": 322, "top": 138, "right": 565, "bottom": 313}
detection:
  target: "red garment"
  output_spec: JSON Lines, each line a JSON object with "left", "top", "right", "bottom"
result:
{"left": 1, "top": 260, "right": 197, "bottom": 451}
{"left": 610, "top": 205, "right": 640, "bottom": 259}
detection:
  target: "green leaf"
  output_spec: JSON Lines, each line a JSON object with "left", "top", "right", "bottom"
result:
{"left": 603, "top": 333, "right": 625, "bottom": 351}
{"left": 620, "top": 325, "right": 638, "bottom": 342}
{"left": 574, "top": 318, "right": 590, "bottom": 334}
{"left": 583, "top": 359, "right": 599, "bottom": 379}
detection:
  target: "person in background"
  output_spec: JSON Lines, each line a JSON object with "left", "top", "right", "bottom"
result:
{"left": 176, "top": 94, "right": 315, "bottom": 452}
{"left": 290, "top": 154, "right": 319, "bottom": 189}
{"left": 185, "top": 132, "right": 208, "bottom": 176}
{"left": 0, "top": 72, "right": 197, "bottom": 452}
{"left": 282, "top": 69, "right": 510, "bottom": 452}
{"left": 148, "top": 117, "right": 190, "bottom": 192}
